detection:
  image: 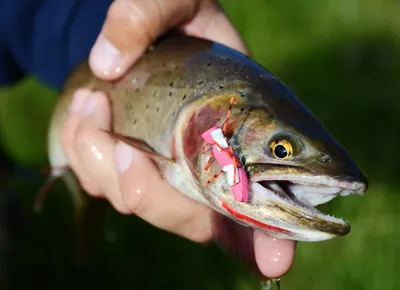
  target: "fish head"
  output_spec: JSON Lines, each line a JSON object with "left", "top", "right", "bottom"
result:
{"left": 199, "top": 90, "right": 367, "bottom": 242}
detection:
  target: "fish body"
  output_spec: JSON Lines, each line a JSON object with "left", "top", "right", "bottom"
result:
{"left": 46, "top": 34, "right": 367, "bottom": 267}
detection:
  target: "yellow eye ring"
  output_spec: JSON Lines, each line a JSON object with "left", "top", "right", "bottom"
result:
{"left": 270, "top": 139, "right": 293, "bottom": 160}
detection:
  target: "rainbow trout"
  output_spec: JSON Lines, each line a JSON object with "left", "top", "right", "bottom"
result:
{"left": 44, "top": 33, "right": 367, "bottom": 275}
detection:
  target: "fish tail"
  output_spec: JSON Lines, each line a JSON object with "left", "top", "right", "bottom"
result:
{"left": 34, "top": 165, "right": 106, "bottom": 264}
{"left": 33, "top": 165, "right": 68, "bottom": 213}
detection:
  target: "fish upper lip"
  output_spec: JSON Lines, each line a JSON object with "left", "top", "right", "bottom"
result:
{"left": 250, "top": 174, "right": 367, "bottom": 195}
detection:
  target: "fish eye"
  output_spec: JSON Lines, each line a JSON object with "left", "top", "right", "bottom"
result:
{"left": 270, "top": 139, "right": 293, "bottom": 160}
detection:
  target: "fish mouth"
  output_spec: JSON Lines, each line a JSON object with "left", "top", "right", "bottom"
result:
{"left": 242, "top": 175, "right": 367, "bottom": 242}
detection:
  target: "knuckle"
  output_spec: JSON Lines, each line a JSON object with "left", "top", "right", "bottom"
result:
{"left": 121, "top": 184, "right": 147, "bottom": 214}
{"left": 74, "top": 124, "right": 93, "bottom": 152}
{"left": 106, "top": 0, "right": 156, "bottom": 43}
{"left": 106, "top": 0, "right": 126, "bottom": 25}
{"left": 182, "top": 213, "right": 212, "bottom": 243}
{"left": 187, "top": 228, "right": 212, "bottom": 243}
{"left": 111, "top": 199, "right": 131, "bottom": 215}
{"left": 80, "top": 181, "right": 101, "bottom": 197}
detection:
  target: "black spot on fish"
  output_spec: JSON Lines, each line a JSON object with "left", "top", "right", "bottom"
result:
{"left": 135, "top": 88, "right": 140, "bottom": 93}
{"left": 240, "top": 108, "right": 245, "bottom": 112}
{"left": 169, "top": 82, "right": 174, "bottom": 87}
{"left": 239, "top": 91, "right": 246, "bottom": 98}
{"left": 169, "top": 91, "right": 173, "bottom": 97}
{"left": 206, "top": 63, "right": 212, "bottom": 68}
{"left": 156, "top": 107, "right": 160, "bottom": 112}
{"left": 240, "top": 67, "right": 248, "bottom": 74}
{"left": 133, "top": 120, "right": 137, "bottom": 125}
{"left": 182, "top": 94, "right": 187, "bottom": 101}
{"left": 219, "top": 85, "right": 224, "bottom": 90}
{"left": 146, "top": 104, "right": 149, "bottom": 109}
{"left": 198, "top": 80, "right": 204, "bottom": 85}
{"left": 153, "top": 91, "right": 157, "bottom": 98}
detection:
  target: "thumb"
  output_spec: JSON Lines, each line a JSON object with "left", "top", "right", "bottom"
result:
{"left": 89, "top": 0, "right": 202, "bottom": 80}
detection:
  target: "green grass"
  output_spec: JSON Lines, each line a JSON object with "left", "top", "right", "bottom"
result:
{"left": 1, "top": 0, "right": 399, "bottom": 289}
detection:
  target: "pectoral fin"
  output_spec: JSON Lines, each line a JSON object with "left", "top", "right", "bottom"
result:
{"left": 101, "top": 130, "right": 175, "bottom": 164}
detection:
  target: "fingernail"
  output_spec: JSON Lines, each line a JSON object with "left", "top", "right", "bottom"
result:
{"left": 69, "top": 89, "right": 90, "bottom": 113}
{"left": 90, "top": 35, "right": 122, "bottom": 76}
{"left": 116, "top": 142, "right": 133, "bottom": 173}
{"left": 81, "top": 95, "right": 97, "bottom": 116}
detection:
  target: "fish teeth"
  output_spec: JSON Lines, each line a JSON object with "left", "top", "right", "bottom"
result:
{"left": 251, "top": 182, "right": 282, "bottom": 203}
{"left": 339, "top": 189, "right": 355, "bottom": 196}
{"left": 262, "top": 181, "right": 290, "bottom": 200}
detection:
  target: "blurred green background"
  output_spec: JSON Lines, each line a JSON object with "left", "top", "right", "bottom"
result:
{"left": 1, "top": 0, "right": 399, "bottom": 289}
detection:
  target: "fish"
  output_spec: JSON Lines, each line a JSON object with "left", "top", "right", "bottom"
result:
{"left": 40, "top": 33, "right": 367, "bottom": 276}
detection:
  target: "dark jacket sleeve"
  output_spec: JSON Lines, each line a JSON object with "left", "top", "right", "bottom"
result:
{"left": 0, "top": 0, "right": 112, "bottom": 89}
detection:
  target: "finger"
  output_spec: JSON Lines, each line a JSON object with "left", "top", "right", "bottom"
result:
{"left": 89, "top": 0, "right": 201, "bottom": 79}
{"left": 115, "top": 141, "right": 213, "bottom": 243}
{"left": 73, "top": 91, "right": 129, "bottom": 212}
{"left": 65, "top": 89, "right": 212, "bottom": 242}
{"left": 180, "top": 2, "right": 249, "bottom": 55}
{"left": 61, "top": 88, "right": 98, "bottom": 194}
{"left": 254, "top": 230, "right": 296, "bottom": 278}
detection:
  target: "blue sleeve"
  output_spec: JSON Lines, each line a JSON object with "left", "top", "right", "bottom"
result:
{"left": 0, "top": 0, "right": 113, "bottom": 89}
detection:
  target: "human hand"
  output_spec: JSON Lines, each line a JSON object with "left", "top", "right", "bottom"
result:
{"left": 61, "top": 0, "right": 296, "bottom": 278}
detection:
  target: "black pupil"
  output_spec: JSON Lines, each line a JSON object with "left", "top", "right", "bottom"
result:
{"left": 274, "top": 145, "right": 288, "bottom": 158}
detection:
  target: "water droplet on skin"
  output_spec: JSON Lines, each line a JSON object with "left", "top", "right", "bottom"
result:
{"left": 90, "top": 144, "right": 103, "bottom": 160}
{"left": 272, "top": 244, "right": 282, "bottom": 262}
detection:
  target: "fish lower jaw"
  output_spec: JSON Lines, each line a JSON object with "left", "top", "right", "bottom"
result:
{"left": 251, "top": 182, "right": 347, "bottom": 225}
{"left": 280, "top": 227, "right": 337, "bottom": 242}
